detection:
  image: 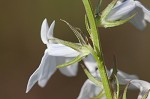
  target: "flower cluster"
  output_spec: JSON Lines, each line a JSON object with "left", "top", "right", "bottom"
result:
{"left": 26, "top": 0, "right": 150, "bottom": 99}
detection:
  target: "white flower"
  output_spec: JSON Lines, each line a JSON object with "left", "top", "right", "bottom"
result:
{"left": 77, "top": 69, "right": 138, "bottom": 99}
{"left": 77, "top": 79, "right": 106, "bottom": 99}
{"left": 130, "top": 80, "right": 150, "bottom": 99}
{"left": 107, "top": 0, "right": 150, "bottom": 30}
{"left": 26, "top": 19, "right": 80, "bottom": 93}
{"left": 83, "top": 54, "right": 98, "bottom": 77}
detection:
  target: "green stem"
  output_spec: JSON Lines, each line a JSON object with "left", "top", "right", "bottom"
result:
{"left": 86, "top": 45, "right": 113, "bottom": 99}
{"left": 82, "top": 0, "right": 113, "bottom": 99}
{"left": 82, "top": 0, "right": 100, "bottom": 55}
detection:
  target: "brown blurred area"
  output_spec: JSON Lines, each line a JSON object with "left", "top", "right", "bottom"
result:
{"left": 0, "top": 0, "right": 149, "bottom": 99}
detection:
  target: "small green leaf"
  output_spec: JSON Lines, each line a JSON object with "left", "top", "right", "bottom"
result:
{"left": 103, "top": 14, "right": 136, "bottom": 28}
{"left": 50, "top": 38, "right": 81, "bottom": 51}
{"left": 82, "top": 65, "right": 101, "bottom": 86}
{"left": 123, "top": 82, "right": 130, "bottom": 99}
{"left": 61, "top": 19, "right": 86, "bottom": 45}
{"left": 142, "top": 89, "right": 150, "bottom": 99}
{"left": 57, "top": 55, "right": 83, "bottom": 68}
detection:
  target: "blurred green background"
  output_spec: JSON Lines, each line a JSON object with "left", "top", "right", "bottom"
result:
{"left": 0, "top": 0, "right": 150, "bottom": 99}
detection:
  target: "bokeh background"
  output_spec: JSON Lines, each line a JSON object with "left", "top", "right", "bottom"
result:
{"left": 0, "top": 0, "right": 150, "bottom": 99}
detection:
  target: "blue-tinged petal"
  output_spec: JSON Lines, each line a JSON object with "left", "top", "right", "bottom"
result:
{"left": 144, "top": 10, "right": 150, "bottom": 23}
{"left": 107, "top": 0, "right": 150, "bottom": 30}
{"left": 26, "top": 50, "right": 53, "bottom": 92}
{"left": 130, "top": 80, "right": 150, "bottom": 99}
{"left": 26, "top": 67, "right": 41, "bottom": 93}
{"left": 47, "top": 20, "right": 55, "bottom": 39}
{"left": 83, "top": 54, "right": 98, "bottom": 77}
{"left": 47, "top": 44, "right": 80, "bottom": 57}
{"left": 130, "top": 10, "right": 146, "bottom": 30}
{"left": 56, "top": 57, "right": 78, "bottom": 76}
{"left": 107, "top": 0, "right": 136, "bottom": 21}
{"left": 135, "top": 1, "right": 150, "bottom": 23}
{"left": 41, "top": 18, "right": 49, "bottom": 44}
{"left": 77, "top": 79, "right": 103, "bottom": 99}
{"left": 59, "top": 57, "right": 78, "bottom": 76}
{"left": 38, "top": 50, "right": 57, "bottom": 87}
{"left": 116, "top": 70, "right": 138, "bottom": 85}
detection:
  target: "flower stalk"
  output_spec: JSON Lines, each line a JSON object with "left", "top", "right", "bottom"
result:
{"left": 82, "top": 0, "right": 113, "bottom": 99}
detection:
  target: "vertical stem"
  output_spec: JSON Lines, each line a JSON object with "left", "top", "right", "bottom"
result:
{"left": 82, "top": 0, "right": 101, "bottom": 55}
{"left": 82, "top": 0, "right": 113, "bottom": 99}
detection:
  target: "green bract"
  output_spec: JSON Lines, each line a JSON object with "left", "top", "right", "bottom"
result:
{"left": 61, "top": 19, "right": 87, "bottom": 45}
{"left": 123, "top": 82, "right": 130, "bottom": 99}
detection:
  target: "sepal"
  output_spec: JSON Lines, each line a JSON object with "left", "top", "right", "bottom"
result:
{"left": 82, "top": 65, "right": 101, "bottom": 86}
{"left": 114, "top": 75, "right": 120, "bottom": 99}
{"left": 101, "top": 0, "right": 117, "bottom": 19}
{"left": 123, "top": 81, "right": 130, "bottom": 99}
{"left": 61, "top": 19, "right": 87, "bottom": 45}
{"left": 101, "top": 14, "right": 135, "bottom": 28}
{"left": 57, "top": 55, "right": 82, "bottom": 68}
{"left": 91, "top": 91, "right": 105, "bottom": 99}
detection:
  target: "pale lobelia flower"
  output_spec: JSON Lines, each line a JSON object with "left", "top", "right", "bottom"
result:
{"left": 26, "top": 19, "right": 80, "bottom": 93}
{"left": 106, "top": 0, "right": 150, "bottom": 30}
{"left": 130, "top": 80, "right": 150, "bottom": 99}
{"left": 77, "top": 69, "right": 139, "bottom": 99}
{"left": 77, "top": 79, "right": 106, "bottom": 99}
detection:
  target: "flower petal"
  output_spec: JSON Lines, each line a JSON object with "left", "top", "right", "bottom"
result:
{"left": 135, "top": 1, "right": 150, "bottom": 23}
{"left": 144, "top": 10, "right": 150, "bottom": 23}
{"left": 130, "top": 80, "right": 150, "bottom": 99}
{"left": 116, "top": 70, "right": 138, "bottom": 85}
{"left": 47, "top": 20, "right": 55, "bottom": 39}
{"left": 83, "top": 54, "right": 98, "bottom": 77}
{"left": 77, "top": 79, "right": 103, "bottom": 99}
{"left": 59, "top": 57, "right": 78, "bottom": 76}
{"left": 26, "top": 67, "right": 41, "bottom": 93}
{"left": 129, "top": 1, "right": 147, "bottom": 30}
{"left": 26, "top": 50, "right": 54, "bottom": 92}
{"left": 130, "top": 11, "right": 146, "bottom": 30}
{"left": 107, "top": 0, "right": 150, "bottom": 30}
{"left": 41, "top": 18, "right": 49, "bottom": 44}
{"left": 38, "top": 50, "right": 57, "bottom": 87}
{"left": 47, "top": 44, "right": 79, "bottom": 57}
{"left": 107, "top": 0, "right": 136, "bottom": 21}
